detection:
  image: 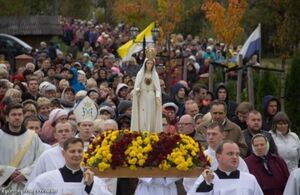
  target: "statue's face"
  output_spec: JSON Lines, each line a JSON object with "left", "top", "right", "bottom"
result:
{"left": 146, "top": 60, "right": 154, "bottom": 71}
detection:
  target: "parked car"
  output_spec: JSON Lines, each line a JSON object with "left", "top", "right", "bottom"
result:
{"left": 0, "top": 33, "right": 32, "bottom": 72}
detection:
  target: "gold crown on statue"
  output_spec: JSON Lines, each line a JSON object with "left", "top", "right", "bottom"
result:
{"left": 145, "top": 47, "right": 156, "bottom": 60}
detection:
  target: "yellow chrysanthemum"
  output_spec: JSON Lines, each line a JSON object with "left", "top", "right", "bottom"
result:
{"left": 138, "top": 159, "right": 145, "bottom": 166}
{"left": 129, "top": 165, "right": 137, "bottom": 170}
{"left": 98, "top": 162, "right": 110, "bottom": 172}
{"left": 84, "top": 131, "right": 207, "bottom": 173}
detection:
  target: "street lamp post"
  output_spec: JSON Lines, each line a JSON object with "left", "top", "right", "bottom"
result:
{"left": 130, "top": 23, "right": 160, "bottom": 61}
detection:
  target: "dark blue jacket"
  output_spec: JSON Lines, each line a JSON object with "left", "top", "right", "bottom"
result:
{"left": 261, "top": 95, "right": 281, "bottom": 131}
{"left": 215, "top": 83, "right": 238, "bottom": 120}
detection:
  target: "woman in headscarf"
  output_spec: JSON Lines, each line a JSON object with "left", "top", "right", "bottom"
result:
{"left": 245, "top": 134, "right": 289, "bottom": 195}
{"left": 60, "top": 87, "right": 76, "bottom": 112}
{"left": 39, "top": 108, "right": 68, "bottom": 145}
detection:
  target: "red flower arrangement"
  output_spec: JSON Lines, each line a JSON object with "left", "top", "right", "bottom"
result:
{"left": 82, "top": 130, "right": 211, "bottom": 172}
{"left": 110, "top": 131, "right": 140, "bottom": 169}
{"left": 145, "top": 133, "right": 181, "bottom": 167}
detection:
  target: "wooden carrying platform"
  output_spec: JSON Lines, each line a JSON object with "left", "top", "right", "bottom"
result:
{"left": 90, "top": 167, "right": 204, "bottom": 178}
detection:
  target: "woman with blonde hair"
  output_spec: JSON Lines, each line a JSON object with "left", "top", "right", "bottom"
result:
{"left": 23, "top": 103, "right": 38, "bottom": 118}
{"left": 36, "top": 97, "right": 51, "bottom": 125}
{"left": 2, "top": 88, "right": 22, "bottom": 104}
{"left": 58, "top": 79, "right": 69, "bottom": 97}
{"left": 93, "top": 118, "right": 105, "bottom": 136}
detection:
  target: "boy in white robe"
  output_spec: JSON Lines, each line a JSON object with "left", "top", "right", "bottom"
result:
{"left": 188, "top": 140, "right": 263, "bottom": 195}
{"left": 73, "top": 96, "right": 117, "bottom": 194}
{"left": 26, "top": 137, "right": 112, "bottom": 195}
{"left": 27, "top": 121, "right": 75, "bottom": 184}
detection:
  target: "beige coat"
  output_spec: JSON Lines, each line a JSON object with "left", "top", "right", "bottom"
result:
{"left": 196, "top": 119, "right": 248, "bottom": 157}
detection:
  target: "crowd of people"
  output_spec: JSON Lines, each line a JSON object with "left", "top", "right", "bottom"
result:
{"left": 0, "top": 18, "right": 299, "bottom": 195}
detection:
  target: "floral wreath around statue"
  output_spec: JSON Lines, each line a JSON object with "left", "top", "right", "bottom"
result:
{"left": 82, "top": 130, "right": 211, "bottom": 172}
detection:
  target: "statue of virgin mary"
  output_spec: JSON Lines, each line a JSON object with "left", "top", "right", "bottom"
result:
{"left": 130, "top": 47, "right": 163, "bottom": 133}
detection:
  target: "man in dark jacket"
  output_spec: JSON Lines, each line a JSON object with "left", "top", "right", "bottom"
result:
{"left": 22, "top": 76, "right": 41, "bottom": 101}
{"left": 243, "top": 110, "right": 277, "bottom": 157}
{"left": 261, "top": 95, "right": 281, "bottom": 131}
{"left": 215, "top": 83, "right": 237, "bottom": 121}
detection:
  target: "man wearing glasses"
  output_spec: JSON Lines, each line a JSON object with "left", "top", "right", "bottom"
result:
{"left": 177, "top": 114, "right": 206, "bottom": 147}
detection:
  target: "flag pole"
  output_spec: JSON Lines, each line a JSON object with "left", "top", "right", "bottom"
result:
{"left": 259, "top": 23, "right": 261, "bottom": 63}
{"left": 143, "top": 36, "right": 146, "bottom": 61}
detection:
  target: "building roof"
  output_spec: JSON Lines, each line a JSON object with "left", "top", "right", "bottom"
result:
{"left": 0, "top": 16, "right": 62, "bottom": 36}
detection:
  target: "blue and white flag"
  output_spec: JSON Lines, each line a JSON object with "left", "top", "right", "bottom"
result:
{"left": 239, "top": 24, "right": 261, "bottom": 61}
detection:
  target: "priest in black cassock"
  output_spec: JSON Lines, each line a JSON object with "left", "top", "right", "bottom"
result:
{"left": 187, "top": 140, "right": 263, "bottom": 195}
{"left": 26, "top": 137, "right": 112, "bottom": 195}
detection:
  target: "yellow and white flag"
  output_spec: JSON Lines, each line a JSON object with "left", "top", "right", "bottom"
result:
{"left": 117, "top": 22, "right": 155, "bottom": 62}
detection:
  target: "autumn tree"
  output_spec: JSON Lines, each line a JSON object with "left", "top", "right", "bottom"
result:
{"left": 201, "top": 0, "right": 248, "bottom": 46}
{"left": 112, "top": 0, "right": 155, "bottom": 26}
{"left": 112, "top": 0, "right": 183, "bottom": 39}
{"left": 265, "top": 0, "right": 300, "bottom": 64}
{"left": 156, "top": 0, "right": 183, "bottom": 41}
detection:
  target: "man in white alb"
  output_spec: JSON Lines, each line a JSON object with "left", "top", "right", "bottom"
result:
{"left": 73, "top": 96, "right": 117, "bottom": 194}
{"left": 183, "top": 122, "right": 249, "bottom": 192}
{"left": 26, "top": 137, "right": 112, "bottom": 195}
{"left": 0, "top": 104, "right": 45, "bottom": 193}
{"left": 27, "top": 121, "right": 74, "bottom": 184}
{"left": 187, "top": 140, "right": 263, "bottom": 195}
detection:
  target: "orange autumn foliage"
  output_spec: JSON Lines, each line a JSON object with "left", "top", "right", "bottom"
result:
{"left": 156, "top": 0, "right": 183, "bottom": 39}
{"left": 201, "top": 0, "right": 248, "bottom": 46}
{"left": 112, "top": 0, "right": 155, "bottom": 24}
{"left": 113, "top": 0, "right": 183, "bottom": 44}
